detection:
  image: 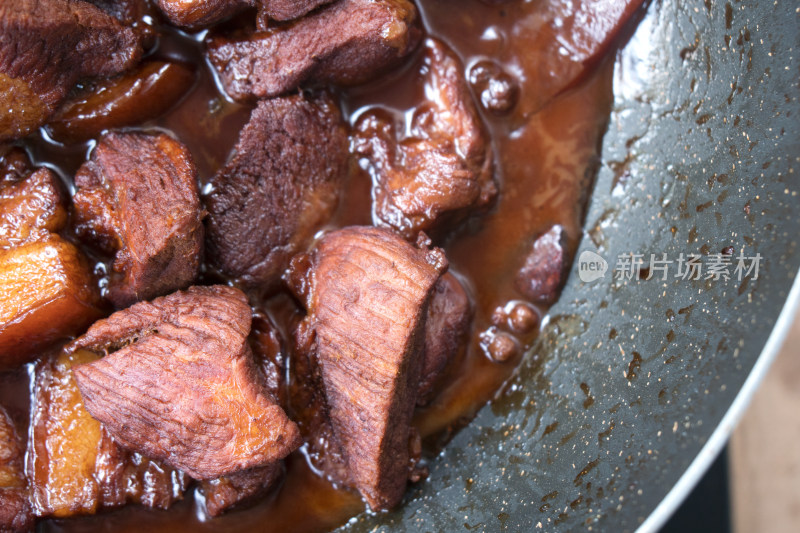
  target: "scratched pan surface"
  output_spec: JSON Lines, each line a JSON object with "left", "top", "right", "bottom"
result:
{"left": 346, "top": 0, "right": 800, "bottom": 531}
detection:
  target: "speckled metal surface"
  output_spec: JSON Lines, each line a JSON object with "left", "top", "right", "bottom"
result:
{"left": 343, "top": 0, "right": 800, "bottom": 531}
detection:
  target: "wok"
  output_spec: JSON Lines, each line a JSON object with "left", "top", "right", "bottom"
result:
{"left": 344, "top": 0, "right": 800, "bottom": 531}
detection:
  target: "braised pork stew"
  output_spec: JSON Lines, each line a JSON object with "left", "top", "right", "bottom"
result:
{"left": 0, "top": 0, "right": 644, "bottom": 531}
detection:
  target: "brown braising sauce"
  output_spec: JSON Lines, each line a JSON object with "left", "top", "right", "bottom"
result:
{"left": 0, "top": 0, "right": 642, "bottom": 531}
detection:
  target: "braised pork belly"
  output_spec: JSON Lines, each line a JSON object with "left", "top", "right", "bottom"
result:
{"left": 0, "top": 0, "right": 142, "bottom": 140}
{"left": 353, "top": 39, "right": 495, "bottom": 239}
{"left": 0, "top": 0, "right": 645, "bottom": 528}
{"left": 205, "top": 93, "right": 347, "bottom": 288}
{"left": 207, "top": 0, "right": 421, "bottom": 101}
{"left": 73, "top": 131, "right": 204, "bottom": 308}
{"left": 69, "top": 286, "right": 302, "bottom": 480}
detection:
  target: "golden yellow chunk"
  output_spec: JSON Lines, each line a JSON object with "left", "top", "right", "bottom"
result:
{"left": 29, "top": 349, "right": 104, "bottom": 516}
{"left": 28, "top": 348, "right": 186, "bottom": 517}
{"left": 0, "top": 409, "right": 26, "bottom": 489}
{"left": 0, "top": 237, "right": 103, "bottom": 368}
{"left": 0, "top": 167, "right": 67, "bottom": 250}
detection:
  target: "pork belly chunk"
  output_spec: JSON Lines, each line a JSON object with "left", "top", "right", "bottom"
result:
{"left": 73, "top": 131, "right": 204, "bottom": 308}
{"left": 0, "top": 236, "right": 103, "bottom": 369}
{"left": 289, "top": 226, "right": 447, "bottom": 510}
{"left": 200, "top": 463, "right": 284, "bottom": 517}
{"left": 46, "top": 61, "right": 196, "bottom": 144}
{"left": 199, "top": 313, "right": 289, "bottom": 516}
{"left": 0, "top": 147, "right": 31, "bottom": 186}
{"left": 0, "top": 0, "right": 143, "bottom": 140}
{"left": 417, "top": 272, "right": 472, "bottom": 406}
{"left": 205, "top": 93, "right": 348, "bottom": 288}
{"left": 157, "top": 0, "right": 335, "bottom": 28}
{"left": 354, "top": 39, "right": 496, "bottom": 239}
{"left": 0, "top": 407, "right": 32, "bottom": 533}
{"left": 0, "top": 161, "right": 103, "bottom": 369}
{"left": 29, "top": 348, "right": 187, "bottom": 518}
{"left": 0, "top": 167, "right": 67, "bottom": 250}
{"left": 70, "top": 286, "right": 302, "bottom": 480}
{"left": 515, "top": 225, "right": 569, "bottom": 304}
{"left": 207, "top": 0, "right": 421, "bottom": 102}
{"left": 156, "top": 0, "right": 252, "bottom": 29}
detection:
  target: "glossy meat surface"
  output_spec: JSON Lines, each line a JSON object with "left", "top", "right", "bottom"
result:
{"left": 0, "top": 0, "right": 143, "bottom": 140}
{"left": 354, "top": 39, "right": 495, "bottom": 239}
{"left": 73, "top": 131, "right": 204, "bottom": 308}
{"left": 291, "top": 226, "right": 446, "bottom": 510}
{"left": 207, "top": 0, "right": 421, "bottom": 101}
{"left": 70, "top": 286, "right": 302, "bottom": 480}
{"left": 156, "top": 0, "right": 252, "bottom": 29}
{"left": 0, "top": 165, "right": 102, "bottom": 368}
{"left": 0, "top": 148, "right": 31, "bottom": 186}
{"left": 0, "top": 168, "right": 66, "bottom": 250}
{"left": 205, "top": 93, "right": 347, "bottom": 288}
{"left": 0, "top": 237, "right": 103, "bottom": 369}
{"left": 28, "top": 348, "right": 187, "bottom": 518}
{"left": 47, "top": 61, "right": 196, "bottom": 144}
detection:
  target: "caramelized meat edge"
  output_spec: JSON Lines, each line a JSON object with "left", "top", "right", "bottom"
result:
{"left": 354, "top": 38, "right": 496, "bottom": 239}
{"left": 73, "top": 131, "right": 204, "bottom": 308}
